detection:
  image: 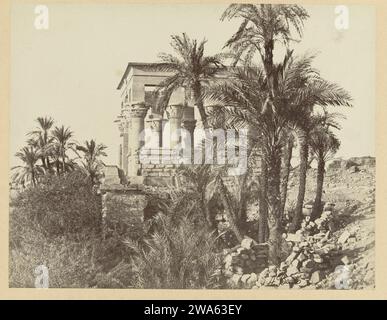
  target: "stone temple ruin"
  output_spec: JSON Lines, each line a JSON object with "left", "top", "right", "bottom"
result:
{"left": 102, "top": 62, "right": 253, "bottom": 186}
{"left": 99, "top": 62, "right": 260, "bottom": 239}
{"left": 114, "top": 63, "right": 197, "bottom": 186}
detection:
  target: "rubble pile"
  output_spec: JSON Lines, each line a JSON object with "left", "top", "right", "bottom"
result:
{"left": 222, "top": 237, "right": 269, "bottom": 288}
{"left": 255, "top": 231, "right": 339, "bottom": 289}
{"left": 254, "top": 204, "right": 356, "bottom": 289}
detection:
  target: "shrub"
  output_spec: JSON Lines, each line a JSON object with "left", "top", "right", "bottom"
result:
{"left": 9, "top": 215, "right": 99, "bottom": 288}
{"left": 9, "top": 170, "right": 110, "bottom": 288}
{"left": 11, "top": 170, "right": 101, "bottom": 237}
{"left": 10, "top": 204, "right": 135, "bottom": 288}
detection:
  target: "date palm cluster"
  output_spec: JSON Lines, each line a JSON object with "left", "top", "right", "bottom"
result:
{"left": 155, "top": 4, "right": 352, "bottom": 264}
{"left": 11, "top": 116, "right": 107, "bottom": 187}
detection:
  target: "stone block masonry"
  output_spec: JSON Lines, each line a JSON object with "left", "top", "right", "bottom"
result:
{"left": 100, "top": 184, "right": 148, "bottom": 239}
{"left": 140, "top": 163, "right": 180, "bottom": 186}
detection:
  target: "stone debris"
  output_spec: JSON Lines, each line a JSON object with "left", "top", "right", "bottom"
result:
{"left": 341, "top": 255, "right": 351, "bottom": 265}
{"left": 254, "top": 232, "right": 338, "bottom": 289}
{"left": 251, "top": 207, "right": 357, "bottom": 289}
{"left": 338, "top": 230, "right": 351, "bottom": 244}
{"left": 222, "top": 237, "right": 269, "bottom": 288}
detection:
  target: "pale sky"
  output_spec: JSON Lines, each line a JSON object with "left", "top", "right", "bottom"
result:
{"left": 10, "top": 3, "right": 375, "bottom": 167}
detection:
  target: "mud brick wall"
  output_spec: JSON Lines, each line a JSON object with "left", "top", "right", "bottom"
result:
{"left": 100, "top": 184, "right": 148, "bottom": 239}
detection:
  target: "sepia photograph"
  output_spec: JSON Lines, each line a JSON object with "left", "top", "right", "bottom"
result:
{"left": 8, "top": 2, "right": 376, "bottom": 291}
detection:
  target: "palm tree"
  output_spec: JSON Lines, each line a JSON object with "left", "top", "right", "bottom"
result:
{"left": 155, "top": 33, "right": 225, "bottom": 128}
{"left": 51, "top": 125, "right": 75, "bottom": 175}
{"left": 204, "top": 57, "right": 285, "bottom": 262}
{"left": 205, "top": 50, "right": 350, "bottom": 264}
{"left": 221, "top": 4, "right": 309, "bottom": 103}
{"left": 289, "top": 75, "right": 352, "bottom": 232}
{"left": 27, "top": 116, "right": 55, "bottom": 171}
{"left": 280, "top": 129, "right": 296, "bottom": 216}
{"left": 309, "top": 114, "right": 342, "bottom": 220}
{"left": 178, "top": 163, "right": 249, "bottom": 242}
{"left": 221, "top": 4, "right": 309, "bottom": 256}
{"left": 76, "top": 139, "right": 107, "bottom": 185}
{"left": 178, "top": 164, "right": 215, "bottom": 228}
{"left": 12, "top": 147, "right": 44, "bottom": 187}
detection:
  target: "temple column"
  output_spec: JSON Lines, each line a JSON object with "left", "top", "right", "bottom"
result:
{"left": 182, "top": 106, "right": 196, "bottom": 146}
{"left": 118, "top": 104, "right": 131, "bottom": 175}
{"left": 117, "top": 117, "right": 129, "bottom": 175}
{"left": 166, "top": 104, "right": 184, "bottom": 149}
{"left": 147, "top": 114, "right": 163, "bottom": 148}
{"left": 182, "top": 119, "right": 196, "bottom": 163}
{"left": 119, "top": 144, "right": 122, "bottom": 169}
{"left": 182, "top": 120, "right": 196, "bottom": 147}
{"left": 123, "top": 125, "right": 129, "bottom": 173}
{"left": 128, "top": 102, "right": 149, "bottom": 176}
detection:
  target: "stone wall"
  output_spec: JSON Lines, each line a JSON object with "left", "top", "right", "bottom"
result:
{"left": 100, "top": 184, "right": 148, "bottom": 239}
{"left": 140, "top": 163, "right": 179, "bottom": 186}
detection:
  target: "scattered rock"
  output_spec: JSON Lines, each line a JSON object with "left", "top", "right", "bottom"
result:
{"left": 302, "top": 259, "right": 315, "bottom": 269}
{"left": 348, "top": 166, "right": 359, "bottom": 173}
{"left": 338, "top": 231, "right": 351, "bottom": 244}
{"left": 285, "top": 252, "right": 298, "bottom": 264}
{"left": 286, "top": 233, "right": 303, "bottom": 242}
{"left": 241, "top": 274, "right": 251, "bottom": 284}
{"left": 341, "top": 256, "right": 351, "bottom": 265}
{"left": 230, "top": 274, "right": 242, "bottom": 287}
{"left": 298, "top": 279, "right": 309, "bottom": 287}
{"left": 247, "top": 273, "right": 257, "bottom": 286}
{"left": 241, "top": 237, "right": 254, "bottom": 250}
{"left": 310, "top": 271, "right": 323, "bottom": 284}
{"left": 286, "top": 265, "right": 299, "bottom": 276}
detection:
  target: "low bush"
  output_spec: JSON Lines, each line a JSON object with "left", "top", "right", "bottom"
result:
{"left": 11, "top": 170, "right": 101, "bottom": 237}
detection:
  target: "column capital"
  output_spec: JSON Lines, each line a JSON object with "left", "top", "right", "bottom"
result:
{"left": 182, "top": 106, "right": 195, "bottom": 121}
{"left": 118, "top": 121, "right": 124, "bottom": 135}
{"left": 182, "top": 119, "right": 197, "bottom": 132}
{"left": 147, "top": 118, "right": 163, "bottom": 132}
{"left": 117, "top": 117, "right": 129, "bottom": 135}
{"left": 166, "top": 104, "right": 184, "bottom": 120}
{"left": 129, "top": 101, "right": 149, "bottom": 118}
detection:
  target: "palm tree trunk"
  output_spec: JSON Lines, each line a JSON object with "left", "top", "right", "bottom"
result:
{"left": 237, "top": 173, "right": 249, "bottom": 232}
{"left": 46, "top": 157, "right": 51, "bottom": 170}
{"left": 266, "top": 143, "right": 282, "bottom": 265}
{"left": 280, "top": 137, "right": 294, "bottom": 216}
{"left": 62, "top": 150, "right": 66, "bottom": 174}
{"left": 218, "top": 177, "right": 243, "bottom": 242}
{"left": 31, "top": 169, "right": 36, "bottom": 187}
{"left": 263, "top": 39, "right": 275, "bottom": 104}
{"left": 291, "top": 130, "right": 309, "bottom": 232}
{"left": 258, "top": 155, "right": 268, "bottom": 243}
{"left": 311, "top": 154, "right": 325, "bottom": 220}
{"left": 201, "top": 191, "right": 213, "bottom": 229}
{"left": 56, "top": 160, "right": 60, "bottom": 175}
{"left": 40, "top": 157, "right": 47, "bottom": 170}
{"left": 192, "top": 83, "right": 209, "bottom": 129}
